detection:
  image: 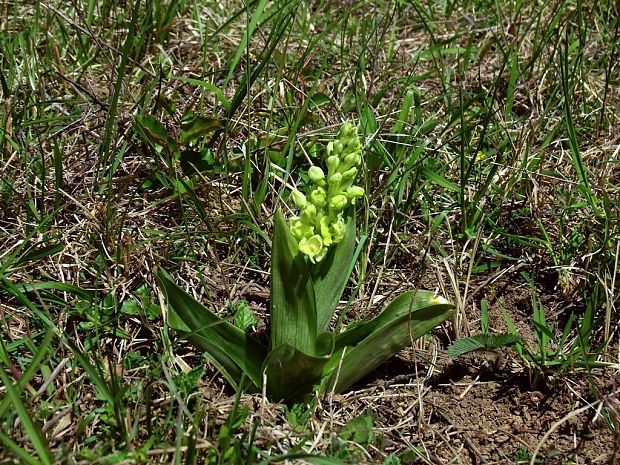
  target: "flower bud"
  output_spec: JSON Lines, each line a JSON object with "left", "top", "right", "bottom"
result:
{"left": 341, "top": 167, "right": 358, "bottom": 182}
{"left": 329, "top": 194, "right": 347, "bottom": 211}
{"left": 291, "top": 189, "right": 307, "bottom": 209}
{"left": 343, "top": 152, "right": 361, "bottom": 168}
{"left": 334, "top": 141, "right": 344, "bottom": 155}
{"left": 308, "top": 166, "right": 325, "bottom": 185}
{"left": 339, "top": 122, "right": 356, "bottom": 140}
{"left": 326, "top": 141, "right": 334, "bottom": 156}
{"left": 309, "top": 187, "right": 327, "bottom": 207}
{"left": 328, "top": 172, "right": 342, "bottom": 186}
{"left": 346, "top": 185, "right": 365, "bottom": 201}
{"left": 326, "top": 155, "right": 340, "bottom": 173}
{"left": 301, "top": 203, "right": 317, "bottom": 221}
{"left": 345, "top": 136, "right": 360, "bottom": 152}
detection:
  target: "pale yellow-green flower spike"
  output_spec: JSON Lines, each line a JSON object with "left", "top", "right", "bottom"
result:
{"left": 289, "top": 121, "right": 364, "bottom": 263}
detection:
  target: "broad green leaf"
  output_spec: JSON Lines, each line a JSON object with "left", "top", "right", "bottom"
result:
{"left": 334, "top": 290, "right": 445, "bottom": 350}
{"left": 156, "top": 269, "right": 267, "bottom": 391}
{"left": 307, "top": 92, "right": 331, "bottom": 110}
{"left": 311, "top": 210, "right": 356, "bottom": 331}
{"left": 271, "top": 210, "right": 318, "bottom": 355}
{"left": 324, "top": 292, "right": 453, "bottom": 393}
{"left": 447, "top": 334, "right": 522, "bottom": 357}
{"left": 179, "top": 148, "right": 217, "bottom": 175}
{"left": 263, "top": 334, "right": 333, "bottom": 403}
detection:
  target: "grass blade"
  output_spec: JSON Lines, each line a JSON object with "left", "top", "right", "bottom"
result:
{"left": 0, "top": 341, "right": 53, "bottom": 465}
{"left": 0, "top": 430, "right": 42, "bottom": 465}
{"left": 559, "top": 28, "right": 597, "bottom": 213}
{"left": 0, "top": 329, "right": 53, "bottom": 419}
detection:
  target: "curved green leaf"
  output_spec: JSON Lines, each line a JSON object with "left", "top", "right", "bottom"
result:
{"left": 271, "top": 210, "right": 317, "bottom": 355}
{"left": 334, "top": 290, "right": 445, "bottom": 349}
{"left": 324, "top": 291, "right": 453, "bottom": 393}
{"left": 156, "top": 268, "right": 267, "bottom": 391}
{"left": 263, "top": 332, "right": 333, "bottom": 403}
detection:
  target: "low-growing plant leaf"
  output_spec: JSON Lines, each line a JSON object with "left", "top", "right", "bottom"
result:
{"left": 447, "top": 334, "right": 522, "bottom": 357}
{"left": 263, "top": 334, "right": 333, "bottom": 403}
{"left": 259, "top": 454, "right": 352, "bottom": 465}
{"left": 271, "top": 210, "right": 318, "bottom": 355}
{"left": 324, "top": 292, "right": 453, "bottom": 393}
{"left": 171, "top": 76, "right": 231, "bottom": 113}
{"left": 307, "top": 92, "right": 331, "bottom": 110}
{"left": 339, "top": 409, "right": 374, "bottom": 447}
{"left": 311, "top": 209, "right": 356, "bottom": 331}
{"left": 179, "top": 114, "right": 222, "bottom": 144}
{"left": 233, "top": 301, "right": 258, "bottom": 332}
{"left": 180, "top": 148, "right": 217, "bottom": 175}
{"left": 134, "top": 114, "right": 179, "bottom": 160}
{"left": 156, "top": 268, "right": 267, "bottom": 391}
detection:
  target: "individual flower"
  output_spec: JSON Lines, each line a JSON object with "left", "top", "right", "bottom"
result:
{"left": 320, "top": 216, "right": 333, "bottom": 246}
{"left": 309, "top": 187, "right": 327, "bottom": 207}
{"left": 330, "top": 217, "right": 345, "bottom": 243}
{"left": 299, "top": 234, "right": 325, "bottom": 263}
{"left": 290, "top": 217, "right": 313, "bottom": 241}
{"left": 301, "top": 203, "right": 317, "bottom": 222}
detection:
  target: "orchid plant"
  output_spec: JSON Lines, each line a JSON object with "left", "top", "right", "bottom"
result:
{"left": 156, "top": 122, "right": 454, "bottom": 403}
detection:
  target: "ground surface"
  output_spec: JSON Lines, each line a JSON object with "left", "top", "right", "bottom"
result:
{"left": 1, "top": 0, "right": 619, "bottom": 464}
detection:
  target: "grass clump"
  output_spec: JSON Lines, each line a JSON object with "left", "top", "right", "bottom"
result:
{"left": 1, "top": 0, "right": 619, "bottom": 463}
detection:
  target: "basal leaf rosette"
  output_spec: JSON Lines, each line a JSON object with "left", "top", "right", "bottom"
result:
{"left": 289, "top": 122, "right": 364, "bottom": 263}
